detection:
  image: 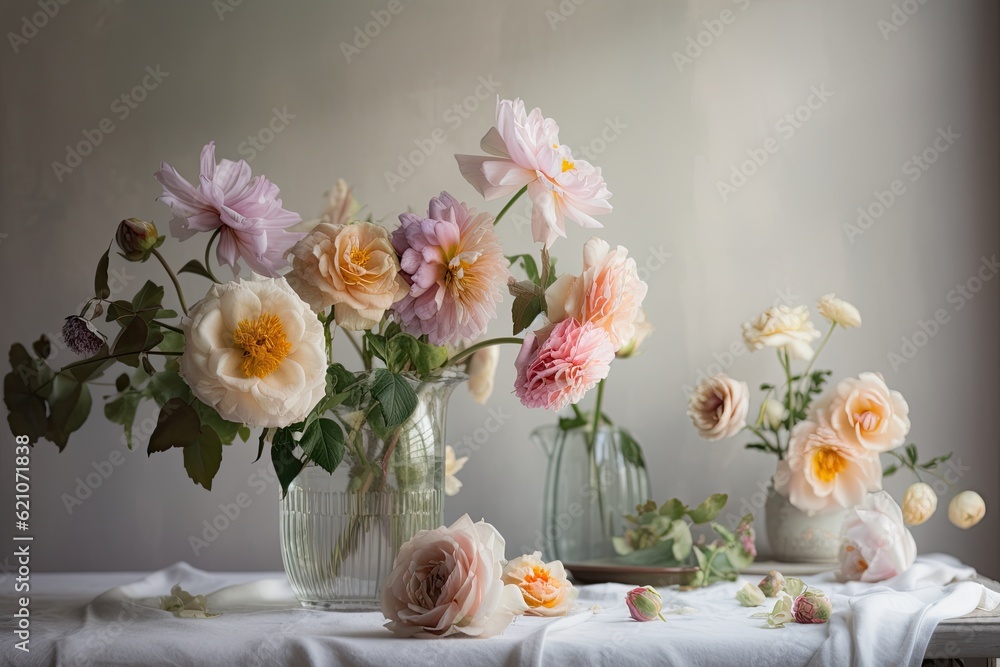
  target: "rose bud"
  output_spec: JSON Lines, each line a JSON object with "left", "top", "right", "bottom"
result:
{"left": 115, "top": 218, "right": 160, "bottom": 261}
{"left": 792, "top": 590, "right": 832, "bottom": 624}
{"left": 625, "top": 586, "right": 665, "bottom": 622}
{"left": 948, "top": 491, "right": 986, "bottom": 529}
{"left": 758, "top": 570, "right": 785, "bottom": 597}
{"left": 902, "top": 482, "right": 937, "bottom": 526}
{"left": 784, "top": 577, "right": 806, "bottom": 599}
{"left": 62, "top": 316, "right": 107, "bottom": 357}
{"left": 735, "top": 582, "right": 766, "bottom": 607}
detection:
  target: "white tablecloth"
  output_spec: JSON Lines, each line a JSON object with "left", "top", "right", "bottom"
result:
{"left": 2, "top": 555, "right": 996, "bottom": 666}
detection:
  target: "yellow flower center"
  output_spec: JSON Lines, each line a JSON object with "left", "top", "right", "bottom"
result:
{"left": 233, "top": 313, "right": 291, "bottom": 379}
{"left": 349, "top": 245, "right": 371, "bottom": 266}
{"left": 560, "top": 158, "right": 575, "bottom": 173}
{"left": 811, "top": 446, "right": 847, "bottom": 483}
{"left": 524, "top": 566, "right": 551, "bottom": 585}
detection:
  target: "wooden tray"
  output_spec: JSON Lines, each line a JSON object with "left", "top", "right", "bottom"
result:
{"left": 565, "top": 560, "right": 700, "bottom": 587}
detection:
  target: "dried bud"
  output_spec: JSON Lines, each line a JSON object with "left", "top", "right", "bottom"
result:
{"left": 948, "top": 491, "right": 986, "bottom": 529}
{"left": 792, "top": 590, "right": 832, "bottom": 624}
{"left": 735, "top": 582, "right": 766, "bottom": 607}
{"left": 902, "top": 482, "right": 937, "bottom": 526}
{"left": 758, "top": 570, "right": 785, "bottom": 597}
{"left": 784, "top": 577, "right": 806, "bottom": 599}
{"left": 62, "top": 316, "right": 106, "bottom": 357}
{"left": 625, "top": 586, "right": 665, "bottom": 622}
{"left": 115, "top": 218, "right": 160, "bottom": 261}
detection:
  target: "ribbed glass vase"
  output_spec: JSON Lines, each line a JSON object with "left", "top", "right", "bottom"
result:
{"left": 279, "top": 371, "right": 464, "bottom": 610}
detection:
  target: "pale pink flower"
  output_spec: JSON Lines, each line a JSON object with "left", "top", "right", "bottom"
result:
{"left": 380, "top": 514, "right": 527, "bottom": 638}
{"left": 455, "top": 98, "right": 612, "bottom": 247}
{"left": 514, "top": 318, "right": 614, "bottom": 411}
{"left": 155, "top": 142, "right": 303, "bottom": 276}
{"left": 501, "top": 551, "right": 577, "bottom": 617}
{"left": 775, "top": 421, "right": 883, "bottom": 514}
{"left": 839, "top": 491, "right": 917, "bottom": 582}
{"left": 391, "top": 192, "right": 509, "bottom": 346}
{"left": 545, "top": 237, "right": 648, "bottom": 351}
{"left": 686, "top": 373, "right": 750, "bottom": 441}
{"left": 810, "top": 372, "right": 910, "bottom": 453}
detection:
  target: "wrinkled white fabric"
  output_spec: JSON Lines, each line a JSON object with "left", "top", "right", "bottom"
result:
{"left": 0, "top": 555, "right": 994, "bottom": 666}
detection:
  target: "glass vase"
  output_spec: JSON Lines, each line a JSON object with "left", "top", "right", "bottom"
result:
{"left": 279, "top": 371, "right": 464, "bottom": 610}
{"left": 534, "top": 424, "right": 651, "bottom": 564}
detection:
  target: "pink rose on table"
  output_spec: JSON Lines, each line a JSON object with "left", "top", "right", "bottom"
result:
{"left": 381, "top": 514, "right": 527, "bottom": 638}
{"left": 686, "top": 373, "right": 750, "bottom": 441}
{"left": 775, "top": 421, "right": 882, "bottom": 514}
{"left": 810, "top": 372, "right": 910, "bottom": 453}
{"left": 455, "top": 98, "right": 612, "bottom": 247}
{"left": 154, "top": 141, "right": 303, "bottom": 276}
{"left": 839, "top": 491, "right": 917, "bottom": 582}
{"left": 514, "top": 318, "right": 615, "bottom": 411}
{"left": 391, "top": 192, "right": 509, "bottom": 346}
{"left": 545, "top": 237, "right": 648, "bottom": 351}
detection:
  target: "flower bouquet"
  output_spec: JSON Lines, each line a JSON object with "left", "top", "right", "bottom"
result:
{"left": 4, "top": 97, "right": 650, "bottom": 608}
{"left": 685, "top": 295, "right": 981, "bottom": 567}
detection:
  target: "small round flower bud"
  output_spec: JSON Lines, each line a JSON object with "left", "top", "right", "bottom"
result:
{"left": 948, "top": 491, "right": 986, "bottom": 529}
{"left": 758, "top": 570, "right": 785, "bottom": 597}
{"left": 115, "top": 218, "right": 159, "bottom": 261}
{"left": 625, "top": 586, "right": 665, "bottom": 622}
{"left": 902, "top": 482, "right": 937, "bottom": 526}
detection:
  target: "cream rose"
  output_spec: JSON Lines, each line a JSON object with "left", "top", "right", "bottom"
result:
{"left": 381, "top": 514, "right": 527, "bottom": 638}
{"left": 687, "top": 373, "right": 750, "bottom": 441}
{"left": 466, "top": 346, "right": 499, "bottom": 405}
{"left": 742, "top": 305, "right": 821, "bottom": 360}
{"left": 811, "top": 372, "right": 910, "bottom": 453}
{"left": 948, "top": 490, "right": 986, "bottom": 529}
{"left": 775, "top": 421, "right": 883, "bottom": 514}
{"left": 545, "top": 237, "right": 648, "bottom": 351}
{"left": 286, "top": 221, "right": 406, "bottom": 330}
{"left": 179, "top": 276, "right": 327, "bottom": 428}
{"left": 839, "top": 491, "right": 917, "bottom": 582}
{"left": 817, "top": 293, "right": 862, "bottom": 328}
{"left": 902, "top": 482, "right": 937, "bottom": 526}
{"left": 501, "top": 551, "right": 577, "bottom": 617}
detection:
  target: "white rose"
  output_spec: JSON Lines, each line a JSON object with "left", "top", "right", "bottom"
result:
{"left": 742, "top": 305, "right": 821, "bottom": 360}
{"left": 839, "top": 491, "right": 917, "bottom": 582}
{"left": 762, "top": 398, "right": 788, "bottom": 430}
{"left": 817, "top": 293, "right": 862, "bottom": 328}
{"left": 948, "top": 491, "right": 986, "bottom": 529}
{"left": 901, "top": 482, "right": 937, "bottom": 526}
{"left": 466, "top": 346, "right": 499, "bottom": 405}
{"left": 180, "top": 275, "right": 327, "bottom": 428}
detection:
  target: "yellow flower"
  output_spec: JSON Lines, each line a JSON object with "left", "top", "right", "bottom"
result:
{"left": 501, "top": 551, "right": 577, "bottom": 617}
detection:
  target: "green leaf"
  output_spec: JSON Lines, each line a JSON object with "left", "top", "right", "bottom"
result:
{"left": 178, "top": 259, "right": 216, "bottom": 281}
{"left": 183, "top": 425, "right": 223, "bottom": 491}
{"left": 95, "top": 244, "right": 111, "bottom": 300}
{"left": 558, "top": 416, "right": 587, "bottom": 431}
{"left": 111, "top": 317, "right": 150, "bottom": 360}
{"left": 882, "top": 463, "right": 899, "bottom": 477}
{"left": 506, "top": 254, "right": 540, "bottom": 283}
{"left": 658, "top": 498, "right": 686, "bottom": 521}
{"left": 148, "top": 365, "right": 190, "bottom": 405}
{"left": 299, "top": 418, "right": 345, "bottom": 474}
{"left": 115, "top": 373, "right": 130, "bottom": 392}
{"left": 255, "top": 429, "right": 269, "bottom": 463}
{"left": 617, "top": 540, "right": 677, "bottom": 566}
{"left": 271, "top": 434, "right": 304, "bottom": 498}
{"left": 745, "top": 442, "right": 770, "bottom": 451}
{"left": 157, "top": 331, "right": 185, "bottom": 353}
{"left": 104, "top": 390, "right": 142, "bottom": 450}
{"left": 45, "top": 373, "right": 92, "bottom": 450}
{"left": 385, "top": 335, "right": 413, "bottom": 374}
{"left": 687, "top": 493, "right": 728, "bottom": 524}
{"left": 4, "top": 344, "right": 50, "bottom": 443}
{"left": 365, "top": 333, "right": 387, "bottom": 363}
{"left": 66, "top": 345, "right": 114, "bottom": 383}
{"left": 618, "top": 429, "right": 646, "bottom": 469}
{"left": 147, "top": 398, "right": 201, "bottom": 455}
{"left": 511, "top": 292, "right": 542, "bottom": 335}
{"left": 666, "top": 519, "right": 693, "bottom": 562}
{"left": 132, "top": 281, "right": 165, "bottom": 315}
{"left": 237, "top": 425, "right": 251, "bottom": 443}
{"left": 191, "top": 398, "right": 241, "bottom": 445}
{"left": 906, "top": 443, "right": 918, "bottom": 465}
{"left": 369, "top": 369, "right": 417, "bottom": 429}
{"left": 408, "top": 338, "right": 448, "bottom": 376}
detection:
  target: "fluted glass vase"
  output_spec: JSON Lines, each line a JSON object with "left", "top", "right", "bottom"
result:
{"left": 279, "top": 371, "right": 464, "bottom": 610}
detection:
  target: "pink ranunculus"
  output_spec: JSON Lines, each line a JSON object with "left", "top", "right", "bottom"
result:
{"left": 391, "top": 192, "right": 509, "bottom": 346}
{"left": 455, "top": 98, "right": 612, "bottom": 248}
{"left": 839, "top": 491, "right": 917, "bottom": 582}
{"left": 775, "top": 420, "right": 883, "bottom": 514}
{"left": 514, "top": 318, "right": 615, "bottom": 411}
{"left": 154, "top": 141, "right": 303, "bottom": 276}
{"left": 545, "top": 237, "right": 648, "bottom": 351}
{"left": 380, "top": 514, "right": 527, "bottom": 638}
{"left": 810, "top": 372, "right": 910, "bottom": 453}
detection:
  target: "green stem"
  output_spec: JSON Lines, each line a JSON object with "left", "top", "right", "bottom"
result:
{"left": 745, "top": 424, "right": 780, "bottom": 458}
{"left": 154, "top": 321, "right": 184, "bottom": 334}
{"left": 780, "top": 350, "right": 793, "bottom": 458}
{"left": 36, "top": 350, "right": 181, "bottom": 393}
{"left": 587, "top": 378, "right": 608, "bottom": 535}
{"left": 203, "top": 228, "right": 222, "bottom": 284}
{"left": 151, "top": 248, "right": 188, "bottom": 315}
{"left": 323, "top": 307, "right": 335, "bottom": 362}
{"left": 493, "top": 185, "right": 527, "bottom": 227}
{"left": 796, "top": 322, "right": 835, "bottom": 396}
{"left": 448, "top": 337, "right": 523, "bottom": 366}
{"left": 345, "top": 332, "right": 367, "bottom": 367}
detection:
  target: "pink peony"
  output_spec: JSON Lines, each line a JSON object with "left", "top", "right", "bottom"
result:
{"left": 839, "top": 491, "right": 917, "bottom": 582}
{"left": 391, "top": 192, "right": 509, "bottom": 346}
{"left": 455, "top": 98, "right": 612, "bottom": 248}
{"left": 514, "top": 318, "right": 615, "bottom": 411}
{"left": 155, "top": 141, "right": 303, "bottom": 276}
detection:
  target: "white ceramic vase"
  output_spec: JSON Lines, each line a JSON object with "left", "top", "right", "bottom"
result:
{"left": 765, "top": 485, "right": 848, "bottom": 564}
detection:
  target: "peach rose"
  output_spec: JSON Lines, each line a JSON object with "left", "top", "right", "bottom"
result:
{"left": 811, "top": 372, "right": 910, "bottom": 453}
{"left": 742, "top": 305, "right": 821, "bottom": 360}
{"left": 380, "top": 514, "right": 527, "bottom": 638}
{"left": 286, "top": 221, "right": 406, "bottom": 329}
{"left": 775, "top": 421, "right": 883, "bottom": 514}
{"left": 545, "top": 237, "right": 648, "bottom": 351}
{"left": 501, "top": 551, "right": 577, "bottom": 617}
{"left": 687, "top": 373, "right": 750, "bottom": 441}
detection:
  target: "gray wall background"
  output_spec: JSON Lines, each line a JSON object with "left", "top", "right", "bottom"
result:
{"left": 1, "top": 0, "right": 997, "bottom": 578}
